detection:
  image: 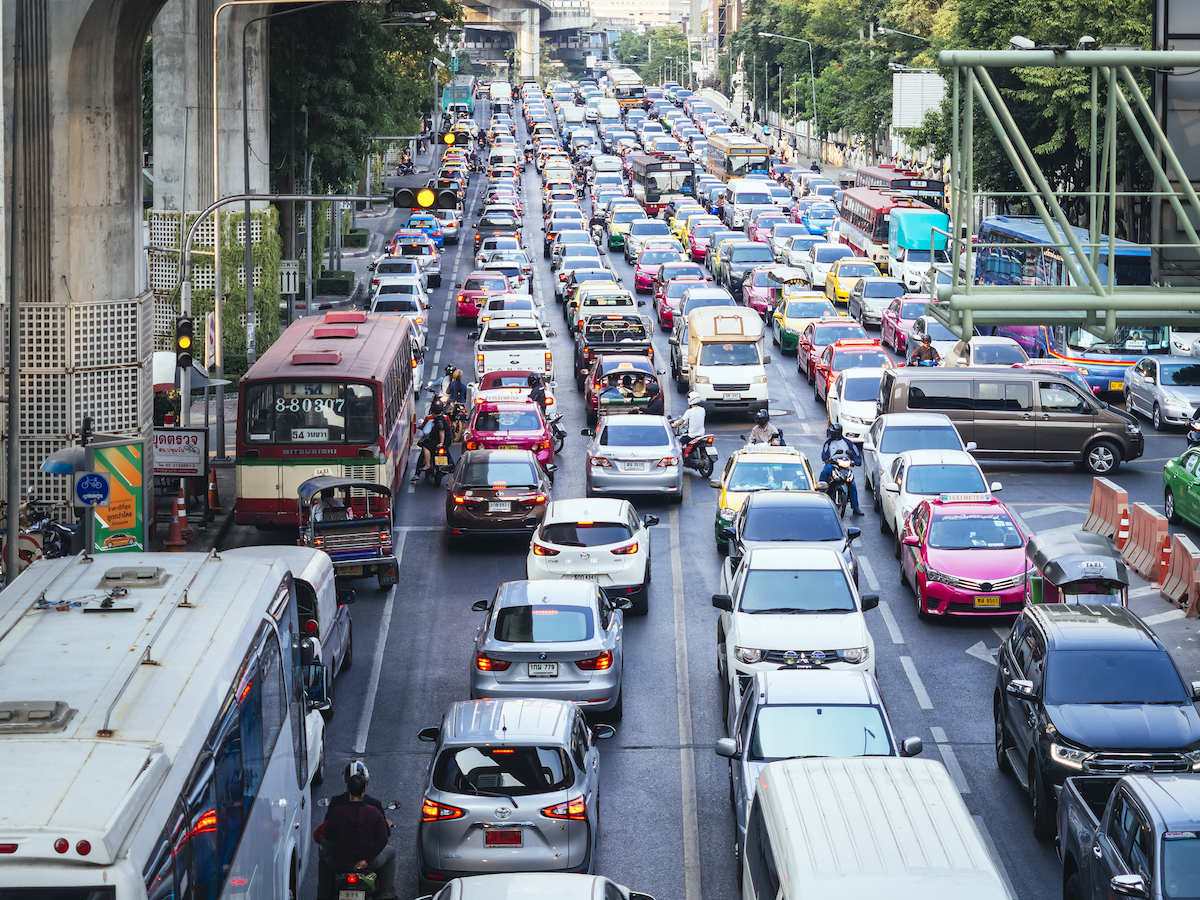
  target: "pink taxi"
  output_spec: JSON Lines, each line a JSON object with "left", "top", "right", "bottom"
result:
{"left": 880, "top": 295, "right": 932, "bottom": 354}
{"left": 462, "top": 399, "right": 555, "bottom": 468}
{"left": 688, "top": 222, "right": 727, "bottom": 262}
{"left": 454, "top": 270, "right": 511, "bottom": 326}
{"left": 899, "top": 494, "right": 1030, "bottom": 618}
{"left": 655, "top": 277, "right": 707, "bottom": 329}
{"left": 633, "top": 245, "right": 686, "bottom": 293}
{"left": 750, "top": 214, "right": 789, "bottom": 244}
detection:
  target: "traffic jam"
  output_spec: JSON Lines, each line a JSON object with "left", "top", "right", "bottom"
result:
{"left": 338, "top": 70, "right": 1200, "bottom": 900}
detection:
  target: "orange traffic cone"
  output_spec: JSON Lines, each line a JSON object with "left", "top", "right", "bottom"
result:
{"left": 207, "top": 469, "right": 222, "bottom": 512}
{"left": 164, "top": 489, "right": 188, "bottom": 551}
{"left": 177, "top": 486, "right": 195, "bottom": 538}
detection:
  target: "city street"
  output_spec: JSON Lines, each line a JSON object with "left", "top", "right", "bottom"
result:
{"left": 221, "top": 108, "right": 1200, "bottom": 900}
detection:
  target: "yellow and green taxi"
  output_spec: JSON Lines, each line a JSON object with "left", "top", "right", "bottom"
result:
{"left": 670, "top": 206, "right": 707, "bottom": 242}
{"left": 824, "top": 258, "right": 881, "bottom": 305}
{"left": 712, "top": 445, "right": 818, "bottom": 551}
{"left": 606, "top": 202, "right": 648, "bottom": 249}
{"left": 771, "top": 292, "right": 841, "bottom": 354}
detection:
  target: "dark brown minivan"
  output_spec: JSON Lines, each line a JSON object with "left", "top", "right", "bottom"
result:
{"left": 876, "top": 368, "right": 1144, "bottom": 474}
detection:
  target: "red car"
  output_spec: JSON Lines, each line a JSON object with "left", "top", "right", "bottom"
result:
{"left": 813, "top": 338, "right": 894, "bottom": 401}
{"left": 796, "top": 319, "right": 870, "bottom": 383}
{"left": 880, "top": 295, "right": 931, "bottom": 354}
{"left": 473, "top": 370, "right": 557, "bottom": 410}
{"left": 689, "top": 223, "right": 726, "bottom": 262}
{"left": 655, "top": 277, "right": 707, "bottom": 330}
{"left": 462, "top": 399, "right": 555, "bottom": 468}
{"left": 455, "top": 270, "right": 512, "bottom": 326}
{"left": 634, "top": 246, "right": 686, "bottom": 293}
{"left": 652, "top": 261, "right": 708, "bottom": 306}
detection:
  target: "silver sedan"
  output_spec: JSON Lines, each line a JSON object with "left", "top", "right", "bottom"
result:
{"left": 1125, "top": 356, "right": 1200, "bottom": 429}
{"left": 583, "top": 414, "right": 683, "bottom": 501}
{"left": 470, "top": 579, "right": 628, "bottom": 718}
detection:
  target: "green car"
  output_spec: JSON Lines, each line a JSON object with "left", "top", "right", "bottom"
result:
{"left": 1165, "top": 448, "right": 1200, "bottom": 526}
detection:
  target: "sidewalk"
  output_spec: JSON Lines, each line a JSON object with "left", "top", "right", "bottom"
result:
{"left": 146, "top": 463, "right": 236, "bottom": 554}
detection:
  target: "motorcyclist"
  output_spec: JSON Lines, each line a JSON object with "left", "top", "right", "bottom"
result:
{"left": 643, "top": 381, "right": 665, "bottom": 416}
{"left": 435, "top": 364, "right": 456, "bottom": 398}
{"left": 747, "top": 409, "right": 782, "bottom": 445}
{"left": 318, "top": 773, "right": 397, "bottom": 900}
{"left": 820, "top": 423, "right": 864, "bottom": 516}
{"left": 413, "top": 400, "right": 450, "bottom": 482}
{"left": 527, "top": 373, "right": 548, "bottom": 417}
{"left": 810, "top": 161, "right": 821, "bottom": 174}
{"left": 589, "top": 209, "right": 606, "bottom": 231}
{"left": 673, "top": 391, "right": 707, "bottom": 462}
{"left": 909, "top": 333, "right": 941, "bottom": 366}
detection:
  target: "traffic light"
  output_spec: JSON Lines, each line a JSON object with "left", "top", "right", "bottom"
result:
{"left": 174, "top": 317, "right": 194, "bottom": 370}
{"left": 443, "top": 131, "right": 468, "bottom": 147}
{"left": 392, "top": 184, "right": 460, "bottom": 210}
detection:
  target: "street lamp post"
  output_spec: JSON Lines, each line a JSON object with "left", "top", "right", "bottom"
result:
{"left": 759, "top": 32, "right": 818, "bottom": 161}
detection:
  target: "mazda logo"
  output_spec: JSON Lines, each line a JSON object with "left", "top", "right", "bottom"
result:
{"left": 579, "top": 552, "right": 590, "bottom": 561}
{"left": 495, "top": 807, "right": 512, "bottom": 819}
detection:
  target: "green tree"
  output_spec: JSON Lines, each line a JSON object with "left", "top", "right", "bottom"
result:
{"left": 613, "top": 27, "right": 696, "bottom": 85}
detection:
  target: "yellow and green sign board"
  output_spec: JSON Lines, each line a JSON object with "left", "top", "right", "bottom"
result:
{"left": 92, "top": 442, "right": 145, "bottom": 553}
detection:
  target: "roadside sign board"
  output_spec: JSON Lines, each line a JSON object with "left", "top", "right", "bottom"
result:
{"left": 74, "top": 472, "right": 111, "bottom": 508}
{"left": 280, "top": 260, "right": 300, "bottom": 295}
{"left": 152, "top": 428, "right": 209, "bottom": 478}
{"left": 92, "top": 443, "right": 145, "bottom": 554}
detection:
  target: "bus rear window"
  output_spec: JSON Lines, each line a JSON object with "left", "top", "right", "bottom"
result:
{"left": 243, "top": 382, "right": 376, "bottom": 444}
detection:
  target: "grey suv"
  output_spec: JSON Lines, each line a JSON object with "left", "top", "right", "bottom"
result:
{"left": 717, "top": 241, "right": 775, "bottom": 298}
{"left": 416, "top": 699, "right": 615, "bottom": 892}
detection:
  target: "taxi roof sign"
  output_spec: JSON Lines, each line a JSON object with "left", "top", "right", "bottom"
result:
{"left": 938, "top": 493, "right": 992, "bottom": 503}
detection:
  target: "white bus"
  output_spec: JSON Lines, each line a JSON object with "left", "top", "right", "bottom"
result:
{"left": 0, "top": 551, "right": 329, "bottom": 900}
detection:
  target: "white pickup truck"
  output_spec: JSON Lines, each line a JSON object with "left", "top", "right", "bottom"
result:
{"left": 469, "top": 315, "right": 558, "bottom": 380}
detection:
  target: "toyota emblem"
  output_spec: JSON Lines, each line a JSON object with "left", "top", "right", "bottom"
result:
{"left": 979, "top": 582, "right": 994, "bottom": 592}
{"left": 495, "top": 807, "right": 512, "bottom": 819}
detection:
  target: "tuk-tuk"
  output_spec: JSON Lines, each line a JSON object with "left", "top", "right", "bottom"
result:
{"left": 1024, "top": 530, "right": 1129, "bottom": 607}
{"left": 590, "top": 355, "right": 661, "bottom": 418}
{"left": 764, "top": 266, "right": 812, "bottom": 299}
{"left": 298, "top": 477, "right": 398, "bottom": 590}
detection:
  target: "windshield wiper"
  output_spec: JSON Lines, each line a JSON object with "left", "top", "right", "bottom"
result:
{"left": 460, "top": 784, "right": 519, "bottom": 808}
{"left": 749, "top": 606, "right": 808, "bottom": 614}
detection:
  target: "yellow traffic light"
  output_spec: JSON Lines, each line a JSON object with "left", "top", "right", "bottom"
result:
{"left": 178, "top": 335, "right": 192, "bottom": 349}
{"left": 443, "top": 132, "right": 458, "bottom": 146}
{"left": 416, "top": 188, "right": 436, "bottom": 208}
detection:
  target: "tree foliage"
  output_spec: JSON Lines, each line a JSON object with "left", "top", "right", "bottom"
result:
{"left": 612, "top": 27, "right": 698, "bottom": 85}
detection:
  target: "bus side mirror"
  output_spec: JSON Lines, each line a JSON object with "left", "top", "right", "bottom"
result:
{"left": 305, "top": 663, "right": 331, "bottom": 712}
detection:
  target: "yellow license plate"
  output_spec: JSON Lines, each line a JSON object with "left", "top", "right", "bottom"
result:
{"left": 339, "top": 566, "right": 363, "bottom": 576}
{"left": 974, "top": 595, "right": 1001, "bottom": 607}
{"left": 1109, "top": 380, "right": 1124, "bottom": 391}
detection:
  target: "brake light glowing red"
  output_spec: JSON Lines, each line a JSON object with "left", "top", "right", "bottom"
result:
{"left": 542, "top": 796, "right": 587, "bottom": 820}
{"left": 610, "top": 541, "right": 639, "bottom": 555}
{"left": 576, "top": 651, "right": 614, "bottom": 670}
{"left": 476, "top": 652, "right": 512, "bottom": 671}
{"left": 532, "top": 542, "right": 559, "bottom": 556}
{"left": 422, "top": 798, "right": 467, "bottom": 822}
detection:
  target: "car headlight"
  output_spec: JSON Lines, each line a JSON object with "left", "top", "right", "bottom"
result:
{"left": 1167, "top": 398, "right": 1193, "bottom": 411}
{"left": 1184, "top": 749, "right": 1200, "bottom": 772}
{"left": 734, "top": 646, "right": 765, "bottom": 664}
{"left": 1050, "top": 741, "right": 1091, "bottom": 770}
{"left": 752, "top": 374, "right": 767, "bottom": 384}
{"left": 838, "top": 647, "right": 870, "bottom": 664}
{"left": 924, "top": 566, "right": 962, "bottom": 587}
{"left": 843, "top": 415, "right": 865, "bottom": 425}
{"left": 718, "top": 507, "right": 736, "bottom": 523}
{"left": 783, "top": 326, "right": 798, "bottom": 336}
{"left": 1126, "top": 423, "right": 1141, "bottom": 434}
{"left": 694, "top": 375, "right": 710, "bottom": 384}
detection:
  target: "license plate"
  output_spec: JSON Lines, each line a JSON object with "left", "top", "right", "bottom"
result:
{"left": 485, "top": 830, "right": 523, "bottom": 846}
{"left": 339, "top": 892, "right": 366, "bottom": 900}
{"left": 1109, "top": 380, "right": 1124, "bottom": 391}
{"left": 500, "top": 445, "right": 519, "bottom": 450}
{"left": 339, "top": 566, "right": 363, "bottom": 576}
{"left": 974, "top": 595, "right": 1001, "bottom": 608}
{"left": 625, "top": 461, "right": 647, "bottom": 471}
{"left": 722, "top": 392, "right": 741, "bottom": 400}
{"left": 573, "top": 573, "right": 600, "bottom": 580}
{"left": 489, "top": 501, "right": 512, "bottom": 512}
{"left": 528, "top": 662, "right": 559, "bottom": 677}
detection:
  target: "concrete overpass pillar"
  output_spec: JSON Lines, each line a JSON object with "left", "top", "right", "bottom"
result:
{"left": 511, "top": 8, "right": 539, "bottom": 79}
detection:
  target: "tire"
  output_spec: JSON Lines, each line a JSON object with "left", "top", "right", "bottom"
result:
{"left": 880, "top": 505, "right": 891, "bottom": 533}
{"left": 1065, "top": 874, "right": 1083, "bottom": 900}
{"left": 698, "top": 453, "right": 715, "bottom": 479}
{"left": 1153, "top": 403, "right": 1165, "bottom": 431}
{"left": 833, "top": 486, "right": 848, "bottom": 518}
{"left": 1084, "top": 439, "right": 1121, "bottom": 474}
{"left": 915, "top": 580, "right": 933, "bottom": 622}
{"left": 772, "top": 324, "right": 780, "bottom": 347}
{"left": 1030, "top": 756, "right": 1057, "bottom": 840}
{"left": 893, "top": 525, "right": 902, "bottom": 559}
{"left": 431, "top": 276, "right": 442, "bottom": 288}
{"left": 1167, "top": 487, "right": 1180, "bottom": 525}
{"left": 994, "top": 695, "right": 1012, "bottom": 773}
{"left": 872, "top": 481, "right": 882, "bottom": 513}
{"left": 554, "top": 433, "right": 565, "bottom": 454}
{"left": 433, "top": 470, "right": 446, "bottom": 487}
{"left": 341, "top": 624, "right": 353, "bottom": 671}
{"left": 676, "top": 374, "right": 688, "bottom": 394}
{"left": 312, "top": 737, "right": 325, "bottom": 786}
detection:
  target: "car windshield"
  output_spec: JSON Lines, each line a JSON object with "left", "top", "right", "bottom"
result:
{"left": 969, "top": 343, "right": 1027, "bottom": 364}
{"left": 750, "top": 705, "right": 893, "bottom": 760}
{"left": 736, "top": 192, "right": 771, "bottom": 205}
{"left": 480, "top": 216, "right": 517, "bottom": 227}
{"left": 878, "top": 425, "right": 961, "bottom": 453}
{"left": 786, "top": 301, "right": 831, "bottom": 318}
{"left": 1162, "top": 836, "right": 1200, "bottom": 900}
{"left": 900, "top": 302, "right": 926, "bottom": 319}
{"left": 838, "top": 263, "right": 878, "bottom": 278}
{"left": 465, "top": 276, "right": 508, "bottom": 292}
{"left": 662, "top": 265, "right": 705, "bottom": 281}
{"left": 1044, "top": 650, "right": 1188, "bottom": 705}
{"left": 843, "top": 375, "right": 883, "bottom": 402}
{"left": 807, "top": 205, "right": 837, "bottom": 219}
{"left": 814, "top": 326, "right": 867, "bottom": 346}
{"left": 817, "top": 248, "right": 854, "bottom": 263}
{"left": 741, "top": 503, "right": 843, "bottom": 542}
{"left": 601, "top": 423, "right": 671, "bottom": 446}
{"left": 835, "top": 350, "right": 889, "bottom": 369}
{"left": 749, "top": 271, "right": 774, "bottom": 287}
{"left": 905, "top": 464, "right": 986, "bottom": 495}
{"left": 474, "top": 409, "right": 543, "bottom": 432}
{"left": 541, "top": 521, "right": 632, "bottom": 546}
{"left": 495, "top": 606, "right": 594, "bottom": 643}
{"left": 727, "top": 463, "right": 811, "bottom": 492}
{"left": 461, "top": 460, "right": 540, "bottom": 486}
{"left": 699, "top": 343, "right": 759, "bottom": 366}
{"left": 924, "top": 320, "right": 958, "bottom": 341}
{"left": 1159, "top": 362, "right": 1200, "bottom": 387}
{"left": 928, "top": 513, "right": 1022, "bottom": 549}
{"left": 864, "top": 282, "right": 907, "bottom": 299}
{"left": 731, "top": 247, "right": 775, "bottom": 264}
{"left": 641, "top": 250, "right": 681, "bottom": 264}
{"left": 373, "top": 298, "right": 420, "bottom": 313}
{"left": 557, "top": 233, "right": 591, "bottom": 246}
{"left": 739, "top": 568, "right": 856, "bottom": 612}
{"left": 630, "top": 222, "right": 671, "bottom": 236}
{"left": 613, "top": 210, "right": 641, "bottom": 224}
{"left": 789, "top": 237, "right": 821, "bottom": 253}
{"left": 433, "top": 745, "right": 574, "bottom": 795}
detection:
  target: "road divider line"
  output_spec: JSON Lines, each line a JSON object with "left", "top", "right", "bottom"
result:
{"left": 353, "top": 532, "right": 405, "bottom": 753}
{"left": 877, "top": 600, "right": 904, "bottom": 644}
{"left": 930, "top": 727, "right": 970, "bottom": 794}
{"left": 900, "top": 656, "right": 933, "bottom": 709}
{"left": 972, "top": 815, "right": 1018, "bottom": 900}
{"left": 669, "top": 508, "right": 702, "bottom": 900}
{"left": 1144, "top": 607, "right": 1186, "bottom": 625}
{"left": 859, "top": 557, "right": 879, "bottom": 592}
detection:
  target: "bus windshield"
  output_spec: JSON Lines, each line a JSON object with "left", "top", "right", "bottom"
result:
{"left": 244, "top": 381, "right": 376, "bottom": 444}
{"left": 1065, "top": 326, "right": 1169, "bottom": 356}
{"left": 642, "top": 170, "right": 694, "bottom": 200}
{"left": 728, "top": 154, "right": 768, "bottom": 176}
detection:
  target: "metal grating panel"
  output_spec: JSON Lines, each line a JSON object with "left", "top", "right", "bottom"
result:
{"left": 234, "top": 217, "right": 264, "bottom": 244}
{"left": 72, "top": 366, "right": 143, "bottom": 433}
{"left": 234, "top": 265, "right": 263, "bottom": 288}
{"left": 149, "top": 210, "right": 183, "bottom": 249}
{"left": 148, "top": 248, "right": 179, "bottom": 293}
{"left": 18, "top": 437, "right": 72, "bottom": 507}
{"left": 1, "top": 305, "right": 69, "bottom": 371}
{"left": 19, "top": 372, "right": 68, "bottom": 435}
{"left": 72, "top": 300, "right": 142, "bottom": 368}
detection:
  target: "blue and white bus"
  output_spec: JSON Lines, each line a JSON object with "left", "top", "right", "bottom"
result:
{"left": 975, "top": 216, "right": 1164, "bottom": 392}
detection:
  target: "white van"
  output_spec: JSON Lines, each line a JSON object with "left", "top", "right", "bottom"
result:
{"left": 685, "top": 307, "right": 769, "bottom": 411}
{"left": 597, "top": 98, "right": 621, "bottom": 120}
{"left": 561, "top": 104, "right": 586, "bottom": 127}
{"left": 488, "top": 145, "right": 519, "bottom": 173}
{"left": 742, "top": 757, "right": 1009, "bottom": 900}
{"left": 722, "top": 179, "right": 776, "bottom": 229}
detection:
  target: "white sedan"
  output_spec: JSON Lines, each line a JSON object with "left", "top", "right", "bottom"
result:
{"left": 526, "top": 498, "right": 659, "bottom": 615}
{"left": 879, "top": 448, "right": 1002, "bottom": 556}
{"left": 825, "top": 367, "right": 883, "bottom": 443}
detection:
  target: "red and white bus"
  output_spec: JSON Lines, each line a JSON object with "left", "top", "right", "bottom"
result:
{"left": 236, "top": 310, "right": 418, "bottom": 526}
{"left": 627, "top": 153, "right": 696, "bottom": 216}
{"left": 838, "top": 188, "right": 933, "bottom": 273}
{"left": 855, "top": 164, "right": 945, "bottom": 209}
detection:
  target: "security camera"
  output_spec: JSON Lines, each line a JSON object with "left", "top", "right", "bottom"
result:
{"left": 431, "top": 58, "right": 446, "bottom": 69}
{"left": 1077, "top": 35, "right": 1097, "bottom": 50}
{"left": 1009, "top": 35, "right": 1036, "bottom": 51}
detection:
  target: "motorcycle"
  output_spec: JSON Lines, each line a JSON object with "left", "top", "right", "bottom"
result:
{"left": 1189, "top": 412, "right": 1200, "bottom": 448}
{"left": 591, "top": 223, "right": 605, "bottom": 249}
{"left": 396, "top": 159, "right": 415, "bottom": 176}
{"left": 549, "top": 413, "right": 567, "bottom": 454}
{"left": 739, "top": 431, "right": 787, "bottom": 449}
{"left": 316, "top": 797, "right": 401, "bottom": 900}
{"left": 675, "top": 425, "right": 717, "bottom": 477}
{"left": 825, "top": 455, "right": 855, "bottom": 518}
{"left": 907, "top": 357, "right": 940, "bottom": 367}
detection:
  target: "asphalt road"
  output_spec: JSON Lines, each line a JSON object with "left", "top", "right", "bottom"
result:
{"left": 223, "top": 102, "right": 1200, "bottom": 900}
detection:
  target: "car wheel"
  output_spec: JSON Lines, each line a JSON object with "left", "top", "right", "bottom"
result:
{"left": 1065, "top": 874, "right": 1083, "bottom": 900}
{"left": 915, "top": 580, "right": 932, "bottom": 621}
{"left": 893, "top": 525, "right": 902, "bottom": 559}
{"left": 994, "top": 694, "right": 1012, "bottom": 773}
{"left": 341, "top": 623, "right": 353, "bottom": 671}
{"left": 880, "top": 505, "right": 891, "bottom": 534}
{"left": 676, "top": 374, "right": 688, "bottom": 394}
{"left": 586, "top": 408, "right": 598, "bottom": 427}
{"left": 1085, "top": 439, "right": 1121, "bottom": 474}
{"left": 1167, "top": 487, "right": 1180, "bottom": 525}
{"left": 772, "top": 324, "right": 779, "bottom": 347}
{"left": 1030, "top": 756, "right": 1056, "bottom": 840}
{"left": 872, "top": 481, "right": 882, "bottom": 513}
{"left": 1153, "top": 403, "right": 1165, "bottom": 431}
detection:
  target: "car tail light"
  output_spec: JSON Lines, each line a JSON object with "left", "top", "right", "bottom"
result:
{"left": 75, "top": 841, "right": 91, "bottom": 856}
{"left": 476, "top": 652, "right": 512, "bottom": 671}
{"left": 532, "top": 542, "right": 559, "bottom": 556}
{"left": 454, "top": 494, "right": 466, "bottom": 504}
{"left": 590, "top": 456, "right": 611, "bottom": 468}
{"left": 304, "top": 619, "right": 318, "bottom": 634}
{"left": 657, "top": 456, "right": 678, "bottom": 468}
{"left": 610, "top": 541, "right": 639, "bottom": 555}
{"left": 477, "top": 353, "right": 484, "bottom": 368}
{"left": 0, "top": 844, "right": 16, "bottom": 854}
{"left": 458, "top": 294, "right": 467, "bottom": 304}
{"left": 465, "top": 441, "right": 478, "bottom": 450}
{"left": 542, "top": 796, "right": 587, "bottom": 820}
{"left": 534, "top": 493, "right": 547, "bottom": 504}
{"left": 576, "top": 651, "right": 614, "bottom": 670}
{"left": 545, "top": 353, "right": 553, "bottom": 372}
{"left": 422, "top": 798, "right": 467, "bottom": 821}
{"left": 537, "top": 440, "right": 552, "bottom": 450}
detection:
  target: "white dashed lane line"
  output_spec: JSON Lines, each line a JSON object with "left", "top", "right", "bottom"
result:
{"left": 900, "top": 655, "right": 934, "bottom": 709}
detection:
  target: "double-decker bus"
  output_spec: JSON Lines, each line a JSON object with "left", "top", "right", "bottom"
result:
{"left": 627, "top": 153, "right": 696, "bottom": 216}
{"left": 704, "top": 133, "right": 770, "bottom": 181}
{"left": 855, "top": 164, "right": 946, "bottom": 209}
{"left": 237, "top": 310, "right": 418, "bottom": 526}
{"left": 974, "top": 216, "right": 1161, "bottom": 391}
{"left": 838, "top": 187, "right": 933, "bottom": 272}
{"left": 0, "top": 551, "right": 322, "bottom": 900}
{"left": 606, "top": 66, "right": 645, "bottom": 110}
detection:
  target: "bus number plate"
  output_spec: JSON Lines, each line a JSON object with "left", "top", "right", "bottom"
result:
{"left": 661, "top": 163, "right": 679, "bottom": 170}
{"left": 291, "top": 428, "right": 330, "bottom": 442}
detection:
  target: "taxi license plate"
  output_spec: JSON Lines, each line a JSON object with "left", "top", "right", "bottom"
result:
{"left": 339, "top": 566, "right": 363, "bottom": 576}
{"left": 500, "top": 444, "right": 519, "bottom": 450}
{"left": 974, "top": 595, "right": 1001, "bottom": 608}
{"left": 625, "top": 461, "right": 647, "bottom": 471}
{"left": 722, "top": 392, "right": 741, "bottom": 401}
{"left": 528, "top": 662, "right": 558, "bottom": 677}
{"left": 1109, "top": 380, "right": 1124, "bottom": 391}
{"left": 489, "top": 501, "right": 512, "bottom": 512}
{"left": 339, "top": 891, "right": 366, "bottom": 900}
{"left": 486, "top": 830, "right": 523, "bottom": 847}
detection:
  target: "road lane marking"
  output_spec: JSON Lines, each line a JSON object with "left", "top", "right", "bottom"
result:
{"left": 900, "top": 655, "right": 933, "bottom": 708}
{"left": 877, "top": 599, "right": 904, "bottom": 644}
{"left": 353, "top": 531, "right": 405, "bottom": 753}
{"left": 436, "top": 336, "right": 444, "bottom": 351}
{"left": 972, "top": 815, "right": 1019, "bottom": 900}
{"left": 930, "top": 727, "right": 970, "bottom": 794}
{"left": 859, "top": 556, "right": 879, "bottom": 592}
{"left": 669, "top": 507, "right": 702, "bottom": 900}
{"left": 966, "top": 641, "right": 999, "bottom": 666}
{"left": 1144, "top": 607, "right": 1186, "bottom": 625}
{"left": 1015, "top": 504, "right": 1082, "bottom": 517}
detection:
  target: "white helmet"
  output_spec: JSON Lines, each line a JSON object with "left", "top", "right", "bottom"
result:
{"left": 687, "top": 391, "right": 702, "bottom": 406}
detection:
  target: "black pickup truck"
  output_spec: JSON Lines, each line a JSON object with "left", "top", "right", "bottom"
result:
{"left": 573, "top": 314, "right": 654, "bottom": 388}
{"left": 1058, "top": 773, "right": 1200, "bottom": 900}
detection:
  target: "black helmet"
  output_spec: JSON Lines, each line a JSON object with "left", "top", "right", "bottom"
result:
{"left": 646, "top": 382, "right": 660, "bottom": 397}
{"left": 922, "top": 333, "right": 933, "bottom": 344}
{"left": 445, "top": 364, "right": 455, "bottom": 377}
{"left": 344, "top": 760, "right": 370, "bottom": 784}
{"left": 754, "top": 409, "right": 769, "bottom": 425}
{"left": 829, "top": 423, "right": 844, "bottom": 439}
{"left": 430, "top": 400, "right": 444, "bottom": 415}
{"left": 527, "top": 373, "right": 542, "bottom": 387}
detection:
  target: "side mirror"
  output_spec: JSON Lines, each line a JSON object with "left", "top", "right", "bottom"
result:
{"left": 719, "top": 526, "right": 734, "bottom": 540}
{"left": 965, "top": 441, "right": 978, "bottom": 451}
{"left": 903, "top": 531, "right": 920, "bottom": 545}
{"left": 990, "top": 481, "right": 1003, "bottom": 492}
{"left": 337, "top": 589, "right": 356, "bottom": 605}
{"left": 471, "top": 599, "right": 490, "bottom": 612}
{"left": 885, "top": 482, "right": 901, "bottom": 493}
{"left": 305, "top": 663, "right": 331, "bottom": 712}
{"left": 643, "top": 514, "right": 660, "bottom": 527}
{"left": 860, "top": 592, "right": 880, "bottom": 611}
{"left": 709, "top": 479, "right": 721, "bottom": 488}
{"left": 1110, "top": 876, "right": 1148, "bottom": 899}
{"left": 711, "top": 592, "right": 734, "bottom": 611}
{"left": 816, "top": 480, "right": 828, "bottom": 491}
{"left": 456, "top": 282, "right": 463, "bottom": 289}
{"left": 610, "top": 597, "right": 634, "bottom": 611}
{"left": 545, "top": 463, "right": 559, "bottom": 473}
{"left": 1189, "top": 681, "right": 1200, "bottom": 701}
{"left": 545, "top": 330, "right": 557, "bottom": 338}
{"left": 715, "top": 737, "right": 740, "bottom": 759}
{"left": 1144, "top": 374, "right": 1156, "bottom": 384}
{"left": 581, "top": 427, "right": 593, "bottom": 436}
{"left": 468, "top": 331, "right": 480, "bottom": 340}
{"left": 1005, "top": 679, "right": 1036, "bottom": 698}
{"left": 899, "top": 736, "right": 924, "bottom": 757}
{"left": 668, "top": 336, "right": 678, "bottom": 345}
{"left": 638, "top": 300, "right": 646, "bottom": 307}
{"left": 846, "top": 527, "right": 861, "bottom": 542}
{"left": 763, "top": 354, "right": 772, "bottom": 365}
{"left": 417, "top": 726, "right": 440, "bottom": 742}
{"left": 592, "top": 723, "right": 617, "bottom": 739}
{"left": 862, "top": 440, "right": 877, "bottom": 452}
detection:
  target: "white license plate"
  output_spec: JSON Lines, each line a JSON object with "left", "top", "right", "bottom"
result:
{"left": 722, "top": 392, "right": 741, "bottom": 401}
{"left": 339, "top": 892, "right": 366, "bottom": 900}
{"left": 572, "top": 573, "right": 600, "bottom": 580}
{"left": 624, "top": 461, "right": 647, "bottom": 471}
{"left": 528, "top": 662, "right": 559, "bottom": 677}
{"left": 489, "top": 501, "right": 512, "bottom": 512}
